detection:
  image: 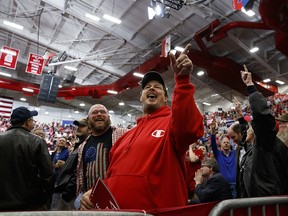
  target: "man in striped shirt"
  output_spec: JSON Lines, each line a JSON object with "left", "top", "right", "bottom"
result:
{"left": 76, "top": 104, "right": 128, "bottom": 199}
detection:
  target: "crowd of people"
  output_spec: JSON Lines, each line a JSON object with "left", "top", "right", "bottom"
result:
{"left": 0, "top": 44, "right": 288, "bottom": 212}
{"left": 0, "top": 117, "right": 76, "bottom": 153}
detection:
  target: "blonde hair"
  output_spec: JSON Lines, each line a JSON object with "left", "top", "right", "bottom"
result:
{"left": 218, "top": 134, "right": 229, "bottom": 144}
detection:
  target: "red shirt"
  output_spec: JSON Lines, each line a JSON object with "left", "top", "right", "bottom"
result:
{"left": 186, "top": 149, "right": 204, "bottom": 194}
{"left": 104, "top": 75, "right": 204, "bottom": 210}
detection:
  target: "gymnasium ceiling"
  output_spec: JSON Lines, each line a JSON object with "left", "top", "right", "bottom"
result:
{"left": 0, "top": 0, "right": 288, "bottom": 120}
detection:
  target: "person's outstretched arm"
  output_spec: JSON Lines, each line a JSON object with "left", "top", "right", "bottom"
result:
{"left": 240, "top": 65, "right": 276, "bottom": 151}
{"left": 169, "top": 44, "right": 204, "bottom": 155}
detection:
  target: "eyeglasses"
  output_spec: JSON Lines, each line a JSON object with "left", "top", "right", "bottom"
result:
{"left": 91, "top": 110, "right": 107, "bottom": 115}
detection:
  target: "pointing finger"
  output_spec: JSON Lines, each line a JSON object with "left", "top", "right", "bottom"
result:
{"left": 181, "top": 44, "right": 192, "bottom": 55}
{"left": 169, "top": 52, "right": 177, "bottom": 66}
{"left": 243, "top": 64, "right": 248, "bottom": 72}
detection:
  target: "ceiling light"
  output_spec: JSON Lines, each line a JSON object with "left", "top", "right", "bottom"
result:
{"left": 241, "top": 8, "right": 255, "bottom": 17}
{"left": 68, "top": 115, "right": 72, "bottom": 118}
{"left": 197, "top": 71, "right": 205, "bottom": 76}
{"left": 22, "top": 88, "right": 34, "bottom": 93}
{"left": 85, "top": 13, "right": 100, "bottom": 21}
{"left": 64, "top": 65, "right": 78, "bottom": 71}
{"left": 275, "top": 80, "right": 285, "bottom": 85}
{"left": 211, "top": 94, "right": 219, "bottom": 97}
{"left": 148, "top": 1, "right": 171, "bottom": 20}
{"left": 79, "top": 103, "right": 85, "bottom": 107}
{"left": 74, "top": 110, "right": 79, "bottom": 114}
{"left": 174, "top": 46, "right": 184, "bottom": 52}
{"left": 263, "top": 78, "right": 271, "bottom": 83}
{"left": 58, "top": 84, "right": 63, "bottom": 88}
{"left": 0, "top": 72, "right": 12, "bottom": 77}
{"left": 119, "top": 102, "right": 125, "bottom": 106}
{"left": 148, "top": 7, "right": 156, "bottom": 20}
{"left": 107, "top": 90, "right": 118, "bottom": 94}
{"left": 103, "top": 14, "right": 121, "bottom": 24}
{"left": 0, "top": 48, "right": 16, "bottom": 56}
{"left": 154, "top": 4, "right": 163, "bottom": 16}
{"left": 133, "top": 72, "right": 144, "bottom": 78}
{"left": 20, "top": 98, "right": 26, "bottom": 101}
{"left": 3, "top": 20, "right": 23, "bottom": 30}
{"left": 250, "top": 47, "right": 259, "bottom": 53}
{"left": 203, "top": 102, "right": 211, "bottom": 106}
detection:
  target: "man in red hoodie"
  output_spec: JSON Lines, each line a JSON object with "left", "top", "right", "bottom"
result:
{"left": 80, "top": 44, "right": 204, "bottom": 210}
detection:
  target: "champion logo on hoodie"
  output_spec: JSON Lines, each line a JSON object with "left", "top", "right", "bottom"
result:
{"left": 151, "top": 130, "right": 165, "bottom": 138}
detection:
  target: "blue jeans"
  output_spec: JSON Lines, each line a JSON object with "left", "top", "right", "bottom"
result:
{"left": 229, "top": 183, "right": 237, "bottom": 198}
{"left": 74, "top": 192, "right": 83, "bottom": 210}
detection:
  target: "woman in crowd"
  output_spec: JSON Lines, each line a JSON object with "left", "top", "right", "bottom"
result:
{"left": 51, "top": 136, "right": 69, "bottom": 176}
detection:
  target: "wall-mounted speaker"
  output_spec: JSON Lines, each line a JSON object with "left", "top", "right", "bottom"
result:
{"left": 37, "top": 74, "right": 60, "bottom": 103}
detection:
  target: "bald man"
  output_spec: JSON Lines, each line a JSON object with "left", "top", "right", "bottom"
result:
{"left": 76, "top": 104, "right": 128, "bottom": 198}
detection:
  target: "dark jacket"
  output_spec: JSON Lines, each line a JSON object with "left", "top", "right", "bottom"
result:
{"left": 195, "top": 173, "right": 232, "bottom": 203}
{"left": 239, "top": 85, "right": 288, "bottom": 197}
{"left": 235, "top": 117, "right": 250, "bottom": 198}
{"left": 0, "top": 126, "right": 54, "bottom": 210}
{"left": 53, "top": 140, "right": 83, "bottom": 202}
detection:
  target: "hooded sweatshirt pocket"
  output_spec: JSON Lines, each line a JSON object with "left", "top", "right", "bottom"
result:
{"left": 105, "top": 174, "right": 156, "bottom": 209}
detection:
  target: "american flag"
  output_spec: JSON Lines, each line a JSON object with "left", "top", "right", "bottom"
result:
{"left": 0, "top": 96, "right": 13, "bottom": 119}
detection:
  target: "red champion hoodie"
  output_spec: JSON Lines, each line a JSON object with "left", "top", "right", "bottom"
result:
{"left": 104, "top": 74, "right": 204, "bottom": 210}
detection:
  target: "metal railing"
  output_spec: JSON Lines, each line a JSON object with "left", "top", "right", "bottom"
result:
{"left": 0, "top": 211, "right": 153, "bottom": 216}
{"left": 209, "top": 196, "right": 288, "bottom": 216}
{"left": 1, "top": 197, "right": 288, "bottom": 216}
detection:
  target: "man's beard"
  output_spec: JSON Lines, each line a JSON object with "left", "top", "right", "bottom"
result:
{"left": 143, "top": 103, "right": 160, "bottom": 114}
{"left": 77, "top": 133, "right": 87, "bottom": 142}
{"left": 90, "top": 119, "right": 111, "bottom": 132}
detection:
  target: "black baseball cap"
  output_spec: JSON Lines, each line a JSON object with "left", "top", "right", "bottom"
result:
{"left": 141, "top": 71, "right": 167, "bottom": 95}
{"left": 10, "top": 106, "right": 38, "bottom": 124}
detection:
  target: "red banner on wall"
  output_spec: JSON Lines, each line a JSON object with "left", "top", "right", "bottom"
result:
{"left": 161, "top": 35, "right": 171, "bottom": 58}
{"left": 0, "top": 46, "right": 20, "bottom": 69}
{"left": 25, "top": 53, "right": 44, "bottom": 75}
